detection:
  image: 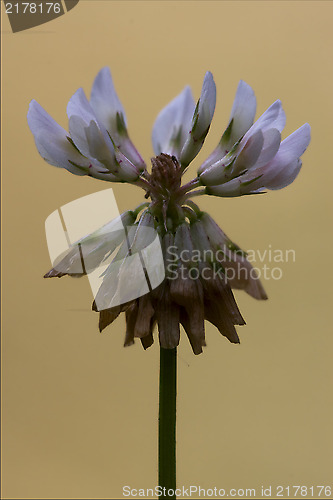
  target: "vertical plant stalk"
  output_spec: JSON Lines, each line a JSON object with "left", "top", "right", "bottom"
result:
{"left": 159, "top": 347, "right": 177, "bottom": 499}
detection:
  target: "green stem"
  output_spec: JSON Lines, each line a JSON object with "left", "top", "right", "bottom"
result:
{"left": 159, "top": 347, "right": 177, "bottom": 499}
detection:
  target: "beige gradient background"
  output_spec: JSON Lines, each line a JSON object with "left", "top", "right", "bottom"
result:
{"left": 2, "top": 1, "right": 333, "bottom": 499}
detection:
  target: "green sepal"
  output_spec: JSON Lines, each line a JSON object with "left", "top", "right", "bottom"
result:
{"left": 66, "top": 136, "right": 86, "bottom": 156}
{"left": 115, "top": 112, "right": 129, "bottom": 137}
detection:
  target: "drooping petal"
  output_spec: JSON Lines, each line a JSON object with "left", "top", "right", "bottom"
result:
{"left": 180, "top": 72, "right": 216, "bottom": 168}
{"left": 197, "top": 214, "right": 268, "bottom": 300}
{"left": 44, "top": 210, "right": 136, "bottom": 278}
{"left": 154, "top": 282, "right": 180, "bottom": 349}
{"left": 134, "top": 294, "right": 155, "bottom": 338}
{"left": 27, "top": 100, "right": 90, "bottom": 175}
{"left": 124, "top": 301, "right": 139, "bottom": 347}
{"left": 152, "top": 86, "right": 195, "bottom": 157}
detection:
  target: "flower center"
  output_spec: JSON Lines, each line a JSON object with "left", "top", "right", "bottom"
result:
{"left": 146, "top": 154, "right": 184, "bottom": 230}
{"left": 149, "top": 153, "right": 182, "bottom": 198}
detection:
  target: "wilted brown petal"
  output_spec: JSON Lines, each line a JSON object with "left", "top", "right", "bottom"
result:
{"left": 134, "top": 294, "right": 155, "bottom": 338}
{"left": 124, "top": 301, "right": 139, "bottom": 347}
{"left": 153, "top": 283, "right": 180, "bottom": 350}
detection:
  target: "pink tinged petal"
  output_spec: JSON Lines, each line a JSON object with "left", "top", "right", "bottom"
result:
{"left": 113, "top": 148, "right": 142, "bottom": 182}
{"left": 27, "top": 100, "right": 89, "bottom": 176}
{"left": 180, "top": 72, "right": 217, "bottom": 168}
{"left": 152, "top": 86, "right": 195, "bottom": 157}
{"left": 90, "top": 67, "right": 127, "bottom": 130}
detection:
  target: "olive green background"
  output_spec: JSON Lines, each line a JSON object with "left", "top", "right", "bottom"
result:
{"left": 2, "top": 1, "right": 333, "bottom": 499}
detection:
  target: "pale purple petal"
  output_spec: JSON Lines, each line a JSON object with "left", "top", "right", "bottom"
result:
{"left": 264, "top": 158, "right": 303, "bottom": 190}
{"left": 90, "top": 68, "right": 145, "bottom": 170}
{"left": 90, "top": 67, "right": 127, "bottom": 130}
{"left": 198, "top": 71, "right": 216, "bottom": 129}
{"left": 152, "top": 86, "right": 195, "bottom": 156}
{"left": 248, "top": 100, "right": 286, "bottom": 137}
{"left": 180, "top": 72, "right": 216, "bottom": 168}
{"left": 67, "top": 88, "right": 97, "bottom": 124}
{"left": 28, "top": 100, "right": 89, "bottom": 176}
{"left": 260, "top": 123, "right": 311, "bottom": 189}
{"left": 67, "top": 89, "right": 115, "bottom": 159}
{"left": 277, "top": 123, "right": 311, "bottom": 158}
{"left": 253, "top": 128, "right": 281, "bottom": 169}
{"left": 224, "top": 80, "right": 257, "bottom": 148}
{"left": 232, "top": 129, "right": 264, "bottom": 171}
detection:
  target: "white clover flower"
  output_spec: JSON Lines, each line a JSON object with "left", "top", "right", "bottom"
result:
{"left": 29, "top": 69, "right": 310, "bottom": 354}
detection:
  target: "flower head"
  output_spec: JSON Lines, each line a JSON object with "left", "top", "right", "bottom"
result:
{"left": 29, "top": 68, "right": 310, "bottom": 354}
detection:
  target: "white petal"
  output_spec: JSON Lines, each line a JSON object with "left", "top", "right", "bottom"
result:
{"left": 224, "top": 80, "right": 257, "bottom": 148}
{"left": 90, "top": 67, "right": 127, "bottom": 131}
{"left": 152, "top": 86, "right": 195, "bottom": 156}
{"left": 27, "top": 100, "right": 88, "bottom": 175}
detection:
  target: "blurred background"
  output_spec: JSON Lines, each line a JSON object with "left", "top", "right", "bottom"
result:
{"left": 2, "top": 1, "right": 333, "bottom": 498}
